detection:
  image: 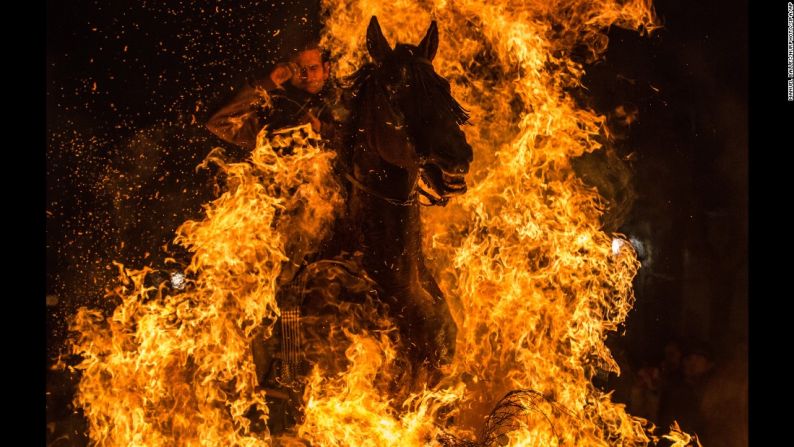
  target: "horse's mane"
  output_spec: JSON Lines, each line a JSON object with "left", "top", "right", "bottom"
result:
{"left": 342, "top": 62, "right": 378, "bottom": 147}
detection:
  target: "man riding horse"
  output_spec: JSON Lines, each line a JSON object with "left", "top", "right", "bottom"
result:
{"left": 206, "top": 17, "right": 473, "bottom": 436}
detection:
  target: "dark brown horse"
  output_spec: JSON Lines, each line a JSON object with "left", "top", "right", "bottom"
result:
{"left": 256, "top": 16, "right": 473, "bottom": 433}
{"left": 336, "top": 16, "right": 473, "bottom": 377}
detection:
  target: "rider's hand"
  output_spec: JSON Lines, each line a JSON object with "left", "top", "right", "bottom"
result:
{"left": 269, "top": 62, "right": 298, "bottom": 88}
{"left": 304, "top": 111, "right": 322, "bottom": 134}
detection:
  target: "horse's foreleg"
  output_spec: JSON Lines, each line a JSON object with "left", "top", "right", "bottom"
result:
{"left": 417, "top": 260, "right": 458, "bottom": 367}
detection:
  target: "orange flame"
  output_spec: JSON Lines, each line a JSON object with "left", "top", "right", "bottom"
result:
{"left": 60, "top": 0, "right": 701, "bottom": 445}
{"left": 65, "top": 125, "right": 343, "bottom": 445}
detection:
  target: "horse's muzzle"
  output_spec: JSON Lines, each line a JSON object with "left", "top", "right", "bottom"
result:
{"left": 420, "top": 162, "right": 468, "bottom": 200}
{"left": 418, "top": 137, "right": 472, "bottom": 201}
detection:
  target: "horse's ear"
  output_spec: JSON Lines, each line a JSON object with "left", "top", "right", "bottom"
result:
{"left": 417, "top": 20, "right": 438, "bottom": 62}
{"left": 366, "top": 16, "right": 392, "bottom": 63}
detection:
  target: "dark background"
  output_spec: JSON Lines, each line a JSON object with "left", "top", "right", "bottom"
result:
{"left": 588, "top": 0, "right": 749, "bottom": 365}
{"left": 46, "top": 0, "right": 748, "bottom": 444}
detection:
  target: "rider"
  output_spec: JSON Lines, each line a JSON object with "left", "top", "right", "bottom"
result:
{"left": 207, "top": 37, "right": 350, "bottom": 285}
{"left": 206, "top": 38, "right": 347, "bottom": 151}
{"left": 207, "top": 38, "right": 351, "bottom": 435}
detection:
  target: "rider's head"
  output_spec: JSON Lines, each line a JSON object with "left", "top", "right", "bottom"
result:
{"left": 284, "top": 40, "right": 330, "bottom": 95}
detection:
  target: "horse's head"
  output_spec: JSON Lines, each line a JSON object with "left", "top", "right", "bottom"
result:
{"left": 358, "top": 16, "right": 473, "bottom": 204}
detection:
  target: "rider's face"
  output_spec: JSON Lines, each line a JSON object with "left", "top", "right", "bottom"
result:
{"left": 289, "top": 49, "right": 330, "bottom": 94}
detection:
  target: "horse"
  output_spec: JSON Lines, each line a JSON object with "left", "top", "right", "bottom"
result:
{"left": 335, "top": 15, "right": 473, "bottom": 378}
{"left": 256, "top": 16, "right": 473, "bottom": 433}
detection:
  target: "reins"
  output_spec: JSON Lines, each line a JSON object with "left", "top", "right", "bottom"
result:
{"left": 344, "top": 172, "right": 417, "bottom": 207}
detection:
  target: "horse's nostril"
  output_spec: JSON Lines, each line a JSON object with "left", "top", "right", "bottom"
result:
{"left": 442, "top": 159, "right": 470, "bottom": 175}
{"left": 448, "top": 162, "right": 468, "bottom": 175}
{"left": 457, "top": 146, "right": 473, "bottom": 174}
{"left": 431, "top": 144, "right": 472, "bottom": 175}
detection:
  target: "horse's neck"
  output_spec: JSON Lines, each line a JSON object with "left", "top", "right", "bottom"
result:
{"left": 348, "top": 142, "right": 423, "bottom": 284}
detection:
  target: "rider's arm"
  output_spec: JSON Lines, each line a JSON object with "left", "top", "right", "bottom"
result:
{"left": 206, "top": 64, "right": 295, "bottom": 150}
{"left": 206, "top": 82, "right": 268, "bottom": 150}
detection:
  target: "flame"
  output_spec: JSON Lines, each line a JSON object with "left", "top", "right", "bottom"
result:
{"left": 59, "top": 0, "right": 701, "bottom": 445}
{"left": 63, "top": 125, "right": 344, "bottom": 446}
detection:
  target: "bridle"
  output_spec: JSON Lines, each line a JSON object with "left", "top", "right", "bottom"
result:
{"left": 344, "top": 171, "right": 449, "bottom": 207}
{"left": 344, "top": 172, "right": 417, "bottom": 207}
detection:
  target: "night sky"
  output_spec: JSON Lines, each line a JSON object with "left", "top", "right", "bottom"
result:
{"left": 46, "top": 0, "right": 748, "bottom": 442}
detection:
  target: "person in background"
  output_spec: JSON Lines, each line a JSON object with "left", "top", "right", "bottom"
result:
{"left": 657, "top": 340, "right": 715, "bottom": 440}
